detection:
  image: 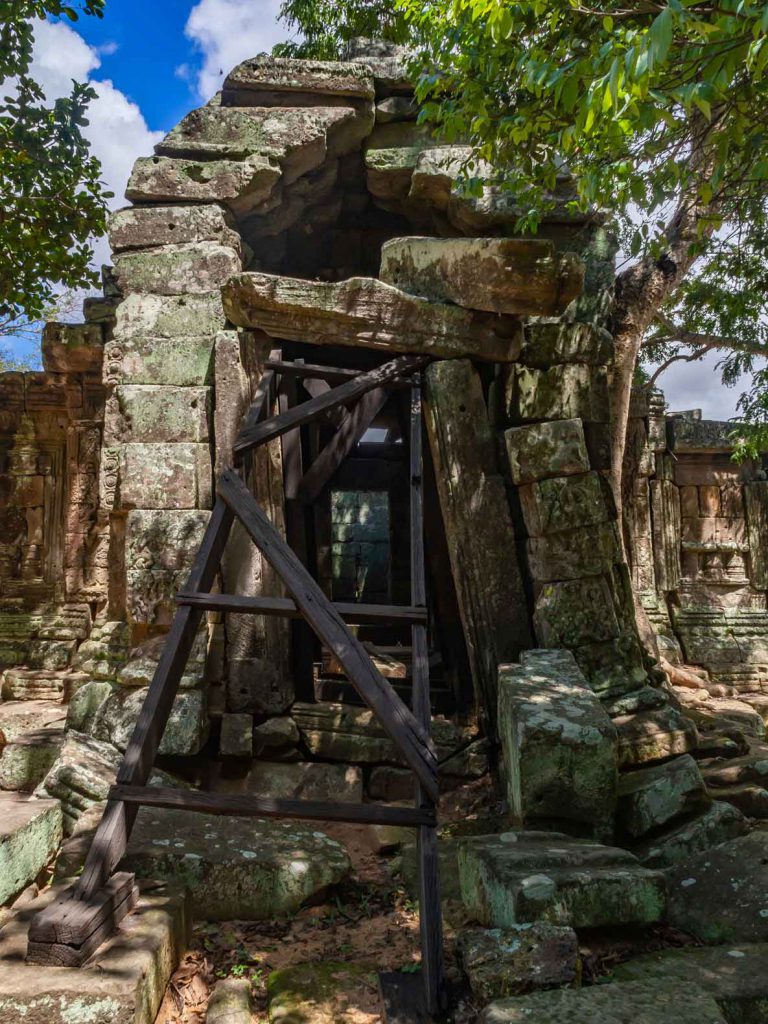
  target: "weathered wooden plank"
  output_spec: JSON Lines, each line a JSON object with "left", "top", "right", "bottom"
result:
{"left": 217, "top": 468, "right": 439, "bottom": 799}
{"left": 298, "top": 388, "right": 389, "bottom": 503}
{"left": 27, "top": 881, "right": 139, "bottom": 967}
{"left": 29, "top": 872, "right": 136, "bottom": 945}
{"left": 234, "top": 355, "right": 428, "bottom": 456}
{"left": 109, "top": 784, "right": 436, "bottom": 827}
{"left": 72, "top": 497, "right": 235, "bottom": 903}
{"left": 423, "top": 359, "right": 532, "bottom": 739}
{"left": 266, "top": 359, "right": 362, "bottom": 384}
{"left": 175, "top": 591, "right": 428, "bottom": 625}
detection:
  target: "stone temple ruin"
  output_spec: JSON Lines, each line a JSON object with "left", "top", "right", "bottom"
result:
{"left": 3, "top": 44, "right": 768, "bottom": 1023}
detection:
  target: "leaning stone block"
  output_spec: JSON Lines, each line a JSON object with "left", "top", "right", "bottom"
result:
{"left": 106, "top": 385, "right": 211, "bottom": 444}
{"left": 118, "top": 443, "right": 212, "bottom": 510}
{"left": 109, "top": 203, "right": 241, "bottom": 252}
{"left": 224, "top": 54, "right": 375, "bottom": 101}
{"left": 504, "top": 419, "right": 590, "bottom": 485}
{"left": 113, "top": 242, "right": 242, "bottom": 297}
{"left": 121, "top": 808, "right": 350, "bottom": 920}
{"left": 498, "top": 650, "right": 617, "bottom": 831}
{"left": 506, "top": 364, "right": 609, "bottom": 423}
{"left": 0, "top": 794, "right": 63, "bottom": 904}
{"left": 126, "top": 153, "right": 280, "bottom": 208}
{"left": 92, "top": 687, "right": 209, "bottom": 757}
{"left": 409, "top": 145, "right": 477, "bottom": 209}
{"left": 480, "top": 980, "right": 726, "bottom": 1024}
{"left": 457, "top": 924, "right": 579, "bottom": 1003}
{"left": 222, "top": 272, "right": 522, "bottom": 362}
{"left": 458, "top": 830, "right": 666, "bottom": 929}
{"left": 527, "top": 522, "right": 622, "bottom": 582}
{"left": 380, "top": 236, "right": 583, "bottom": 316}
{"left": 533, "top": 576, "right": 621, "bottom": 648}
{"left": 113, "top": 291, "right": 226, "bottom": 341}
{"left": 519, "top": 472, "right": 610, "bottom": 537}
{"left": 617, "top": 754, "right": 707, "bottom": 838}
{"left": 0, "top": 729, "right": 65, "bottom": 792}
{"left": 365, "top": 122, "right": 436, "bottom": 198}
{"left": 65, "top": 680, "right": 115, "bottom": 734}
{"left": 104, "top": 333, "right": 216, "bottom": 387}
{"left": 519, "top": 321, "right": 613, "bottom": 367}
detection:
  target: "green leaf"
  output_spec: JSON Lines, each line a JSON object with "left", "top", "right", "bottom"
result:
{"left": 649, "top": 7, "right": 674, "bottom": 66}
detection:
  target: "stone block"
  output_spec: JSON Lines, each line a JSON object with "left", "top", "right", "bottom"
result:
{"left": 534, "top": 576, "right": 621, "bottom": 648}
{"left": 379, "top": 236, "right": 583, "bottom": 316}
{"left": 519, "top": 321, "right": 613, "bottom": 367}
{"left": 573, "top": 631, "right": 649, "bottom": 698}
{"left": 506, "top": 364, "right": 609, "bottom": 423}
{"left": 367, "top": 765, "right": 413, "bottom": 802}
{"left": 109, "top": 203, "right": 241, "bottom": 252}
{"left": 409, "top": 145, "right": 476, "bottom": 209}
{"left": 122, "top": 808, "right": 350, "bottom": 920}
{"left": 65, "top": 680, "right": 115, "bottom": 733}
{"left": 35, "top": 731, "right": 122, "bottom": 832}
{"left": 118, "top": 443, "right": 212, "bottom": 510}
{"left": 106, "top": 385, "right": 211, "bottom": 444}
{"left": 217, "top": 761, "right": 364, "bottom": 803}
{"left": 480, "top": 980, "right": 726, "bottom": 1024}
{"left": 267, "top": 962, "right": 380, "bottom": 1024}
{"left": 113, "top": 291, "right": 226, "bottom": 341}
{"left": 220, "top": 713, "right": 253, "bottom": 757}
{"left": 457, "top": 924, "right": 579, "bottom": 1003}
{"left": 458, "top": 830, "right": 666, "bottom": 929}
{"left": 519, "top": 471, "right": 611, "bottom": 537}
{"left": 0, "top": 729, "right": 65, "bottom": 792}
{"left": 365, "top": 122, "right": 436, "bottom": 198}
{"left": 350, "top": 38, "right": 414, "bottom": 94}
{"left": 104, "top": 333, "right": 216, "bottom": 386}
{"left": 498, "top": 650, "right": 617, "bottom": 831}
{"left": 126, "top": 509, "right": 210, "bottom": 571}
{"left": 92, "top": 687, "right": 209, "bottom": 756}
{"left": 41, "top": 322, "right": 104, "bottom": 374}
{"left": 126, "top": 153, "right": 280, "bottom": 207}
{"left": 617, "top": 754, "right": 707, "bottom": 838}
{"left": 0, "top": 702, "right": 66, "bottom": 744}
{"left": 0, "top": 794, "right": 62, "bottom": 904}
{"left": 252, "top": 716, "right": 300, "bottom": 757}
{"left": 207, "top": 978, "right": 253, "bottom": 1024}
{"left": 632, "top": 800, "right": 747, "bottom": 868}
{"left": 0, "top": 886, "right": 190, "bottom": 1024}
{"left": 376, "top": 96, "right": 418, "bottom": 122}
{"left": 503, "top": 418, "right": 590, "bottom": 485}
{"left": 615, "top": 707, "right": 699, "bottom": 767}
{"left": 222, "top": 272, "right": 523, "bottom": 362}
{"left": 667, "top": 832, "right": 768, "bottom": 943}
{"left": 527, "top": 521, "right": 622, "bottom": 582}
{"left": 224, "top": 55, "right": 375, "bottom": 101}
{"left": 113, "top": 242, "right": 242, "bottom": 296}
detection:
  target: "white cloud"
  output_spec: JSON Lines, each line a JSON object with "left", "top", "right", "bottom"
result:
{"left": 653, "top": 350, "right": 765, "bottom": 421}
{"left": 184, "top": 0, "right": 288, "bottom": 101}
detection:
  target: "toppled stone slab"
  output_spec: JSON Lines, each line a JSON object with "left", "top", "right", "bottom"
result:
{"left": 459, "top": 830, "right": 666, "bottom": 929}
{"left": 676, "top": 689, "right": 767, "bottom": 738}
{"left": 224, "top": 55, "right": 375, "bottom": 102}
{"left": 0, "top": 884, "right": 190, "bottom": 1024}
{"left": 379, "top": 236, "right": 583, "bottom": 315}
{"left": 66, "top": 680, "right": 115, "bottom": 733}
{"left": 0, "top": 728, "right": 65, "bottom": 792}
{"left": 0, "top": 700, "right": 66, "bottom": 743}
{"left": 292, "top": 702, "right": 473, "bottom": 765}
{"left": 267, "top": 961, "right": 381, "bottom": 1024}
{"left": 667, "top": 832, "right": 768, "bottom": 943}
{"left": 616, "top": 706, "right": 699, "bottom": 767}
{"left": 504, "top": 418, "right": 591, "bottom": 485}
{"left": 632, "top": 800, "right": 747, "bottom": 868}
{"left": 0, "top": 794, "right": 62, "bottom": 905}
{"left": 121, "top": 808, "right": 351, "bottom": 920}
{"left": 617, "top": 754, "right": 707, "bottom": 838}
{"left": 498, "top": 649, "right": 617, "bottom": 832}
{"left": 480, "top": 979, "right": 726, "bottom": 1024}
{"left": 35, "top": 731, "right": 122, "bottom": 833}
{"left": 604, "top": 686, "right": 668, "bottom": 718}
{"left": 221, "top": 272, "right": 522, "bottom": 362}
{"left": 612, "top": 943, "right": 768, "bottom": 1023}
{"left": 207, "top": 977, "right": 253, "bottom": 1024}
{"left": 457, "top": 923, "right": 578, "bottom": 1002}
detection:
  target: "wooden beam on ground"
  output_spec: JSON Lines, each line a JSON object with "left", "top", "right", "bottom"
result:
{"left": 233, "top": 355, "right": 427, "bottom": 457}
{"left": 175, "top": 592, "right": 428, "bottom": 625}
{"left": 217, "top": 468, "right": 438, "bottom": 800}
{"left": 298, "top": 387, "right": 389, "bottom": 503}
{"left": 110, "top": 785, "right": 436, "bottom": 827}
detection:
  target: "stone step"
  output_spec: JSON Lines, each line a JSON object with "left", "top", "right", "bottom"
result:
{"left": 707, "top": 783, "right": 768, "bottom": 818}
{"left": 614, "top": 706, "right": 698, "bottom": 767}
{"left": 480, "top": 979, "right": 727, "bottom": 1024}
{"left": 631, "top": 800, "right": 747, "bottom": 869}
{"left": 458, "top": 831, "right": 666, "bottom": 930}
{"left": 0, "top": 700, "right": 67, "bottom": 743}
{"left": 0, "top": 793, "right": 62, "bottom": 905}
{"left": 702, "top": 750, "right": 768, "bottom": 788}
{"left": 0, "top": 668, "right": 87, "bottom": 703}
{"left": 617, "top": 754, "right": 707, "bottom": 838}
{"left": 0, "top": 727, "right": 65, "bottom": 793}
{"left": 612, "top": 943, "right": 768, "bottom": 1023}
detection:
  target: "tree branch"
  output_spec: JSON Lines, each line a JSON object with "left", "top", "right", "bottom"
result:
{"left": 648, "top": 312, "right": 768, "bottom": 360}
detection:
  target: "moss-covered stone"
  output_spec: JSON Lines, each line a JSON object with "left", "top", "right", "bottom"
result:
{"left": 126, "top": 153, "right": 280, "bottom": 207}
{"left": 109, "top": 203, "right": 241, "bottom": 252}
{"left": 506, "top": 363, "right": 609, "bottom": 423}
{"left": 0, "top": 794, "right": 62, "bottom": 904}
{"left": 504, "top": 418, "right": 591, "bottom": 485}
{"left": 104, "top": 332, "right": 216, "bottom": 387}
{"left": 113, "top": 242, "right": 241, "bottom": 297}
{"left": 92, "top": 687, "right": 208, "bottom": 756}
{"left": 457, "top": 923, "right": 579, "bottom": 1002}
{"left": 118, "top": 442, "right": 212, "bottom": 510}
{"left": 113, "top": 291, "right": 226, "bottom": 341}
{"left": 106, "top": 385, "right": 211, "bottom": 444}
{"left": 267, "top": 961, "right": 380, "bottom": 1024}
{"left": 615, "top": 706, "right": 699, "bottom": 767}
{"left": 617, "top": 754, "right": 707, "bottom": 838}
{"left": 0, "top": 729, "right": 64, "bottom": 792}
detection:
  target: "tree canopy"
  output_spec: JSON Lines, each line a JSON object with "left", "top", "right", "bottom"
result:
{"left": 0, "top": 1, "right": 110, "bottom": 325}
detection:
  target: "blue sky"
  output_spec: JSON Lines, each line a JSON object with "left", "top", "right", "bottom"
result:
{"left": 7, "top": 2, "right": 749, "bottom": 417}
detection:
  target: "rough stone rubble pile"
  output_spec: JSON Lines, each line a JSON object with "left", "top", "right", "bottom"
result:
{"left": 1, "top": 43, "right": 768, "bottom": 1023}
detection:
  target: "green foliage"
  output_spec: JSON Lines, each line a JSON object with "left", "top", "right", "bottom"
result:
{"left": 0, "top": 1, "right": 110, "bottom": 323}
{"left": 276, "top": 0, "right": 405, "bottom": 59}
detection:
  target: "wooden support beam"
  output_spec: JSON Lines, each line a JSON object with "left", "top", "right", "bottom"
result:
{"left": 176, "top": 591, "right": 428, "bottom": 625}
{"left": 266, "top": 359, "right": 362, "bottom": 384}
{"left": 234, "top": 355, "right": 427, "bottom": 457}
{"left": 110, "top": 785, "right": 436, "bottom": 827}
{"left": 298, "top": 387, "right": 389, "bottom": 503}
{"left": 217, "top": 468, "right": 438, "bottom": 800}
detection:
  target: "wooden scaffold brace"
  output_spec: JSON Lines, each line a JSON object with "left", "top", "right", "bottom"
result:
{"left": 27, "top": 350, "right": 446, "bottom": 1018}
